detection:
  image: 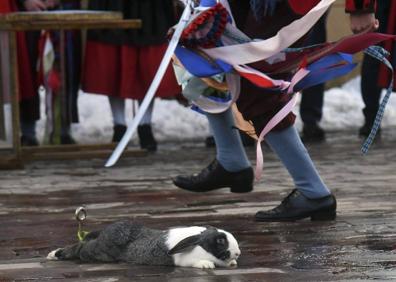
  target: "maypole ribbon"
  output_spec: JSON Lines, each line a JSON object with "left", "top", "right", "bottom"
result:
{"left": 105, "top": 0, "right": 194, "bottom": 167}
{"left": 361, "top": 46, "right": 395, "bottom": 154}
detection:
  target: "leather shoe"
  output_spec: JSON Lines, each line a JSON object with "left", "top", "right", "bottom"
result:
{"left": 359, "top": 122, "right": 381, "bottom": 138}
{"left": 21, "top": 135, "right": 39, "bottom": 146}
{"left": 301, "top": 123, "right": 325, "bottom": 143}
{"left": 112, "top": 124, "right": 127, "bottom": 143}
{"left": 255, "top": 189, "right": 336, "bottom": 222}
{"left": 60, "top": 134, "right": 76, "bottom": 145}
{"left": 173, "top": 159, "right": 254, "bottom": 193}
{"left": 138, "top": 124, "right": 157, "bottom": 152}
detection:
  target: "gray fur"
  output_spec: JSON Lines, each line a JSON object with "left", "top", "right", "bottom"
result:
{"left": 55, "top": 221, "right": 174, "bottom": 266}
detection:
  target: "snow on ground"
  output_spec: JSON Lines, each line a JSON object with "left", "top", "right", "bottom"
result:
{"left": 35, "top": 76, "right": 396, "bottom": 144}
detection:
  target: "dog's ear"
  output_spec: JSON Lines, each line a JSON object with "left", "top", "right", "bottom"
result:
{"left": 168, "top": 235, "right": 202, "bottom": 255}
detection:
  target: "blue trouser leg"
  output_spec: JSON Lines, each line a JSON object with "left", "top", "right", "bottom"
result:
{"left": 265, "top": 126, "right": 331, "bottom": 199}
{"left": 206, "top": 108, "right": 251, "bottom": 172}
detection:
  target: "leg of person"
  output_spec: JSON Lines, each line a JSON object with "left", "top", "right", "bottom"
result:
{"left": 300, "top": 83, "right": 325, "bottom": 142}
{"left": 205, "top": 122, "right": 216, "bottom": 148}
{"left": 173, "top": 107, "right": 254, "bottom": 193}
{"left": 20, "top": 120, "right": 38, "bottom": 146}
{"left": 300, "top": 14, "right": 327, "bottom": 143}
{"left": 60, "top": 28, "right": 81, "bottom": 145}
{"left": 359, "top": 0, "right": 391, "bottom": 137}
{"left": 109, "top": 96, "right": 126, "bottom": 142}
{"left": 255, "top": 125, "right": 336, "bottom": 222}
{"left": 359, "top": 54, "right": 382, "bottom": 137}
{"left": 60, "top": 124, "right": 76, "bottom": 145}
{"left": 20, "top": 96, "right": 40, "bottom": 146}
{"left": 137, "top": 99, "right": 157, "bottom": 151}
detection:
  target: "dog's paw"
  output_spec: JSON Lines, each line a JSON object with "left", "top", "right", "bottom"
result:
{"left": 47, "top": 248, "right": 62, "bottom": 260}
{"left": 193, "top": 260, "right": 215, "bottom": 269}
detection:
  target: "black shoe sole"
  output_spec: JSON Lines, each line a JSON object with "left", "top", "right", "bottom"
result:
{"left": 175, "top": 182, "right": 253, "bottom": 193}
{"left": 255, "top": 207, "right": 336, "bottom": 222}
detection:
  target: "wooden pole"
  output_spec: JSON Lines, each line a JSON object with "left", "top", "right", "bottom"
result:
{"left": 8, "top": 31, "right": 22, "bottom": 163}
{"left": 0, "top": 33, "right": 5, "bottom": 140}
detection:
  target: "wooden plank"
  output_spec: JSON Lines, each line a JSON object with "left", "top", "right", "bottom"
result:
{"left": 21, "top": 146, "right": 147, "bottom": 162}
{"left": 0, "top": 19, "right": 141, "bottom": 31}
{"left": 1, "top": 11, "right": 123, "bottom": 22}
{"left": 0, "top": 153, "right": 23, "bottom": 169}
{"left": 22, "top": 143, "right": 119, "bottom": 153}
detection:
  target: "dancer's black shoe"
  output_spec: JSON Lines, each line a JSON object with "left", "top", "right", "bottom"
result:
{"left": 173, "top": 159, "right": 254, "bottom": 193}
{"left": 138, "top": 124, "right": 157, "bottom": 152}
{"left": 359, "top": 122, "right": 381, "bottom": 138}
{"left": 301, "top": 123, "right": 325, "bottom": 143}
{"left": 255, "top": 189, "right": 336, "bottom": 222}
{"left": 112, "top": 124, "right": 127, "bottom": 143}
{"left": 60, "top": 134, "right": 76, "bottom": 145}
{"left": 20, "top": 135, "right": 39, "bottom": 146}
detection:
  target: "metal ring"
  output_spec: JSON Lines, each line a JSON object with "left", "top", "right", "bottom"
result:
{"left": 75, "top": 207, "right": 87, "bottom": 222}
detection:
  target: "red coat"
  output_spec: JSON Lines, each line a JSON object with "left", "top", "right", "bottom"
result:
{"left": 0, "top": 1, "right": 38, "bottom": 101}
{"left": 0, "top": 1, "right": 13, "bottom": 13}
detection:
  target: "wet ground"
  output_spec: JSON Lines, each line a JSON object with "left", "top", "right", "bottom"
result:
{"left": 1, "top": 129, "right": 396, "bottom": 281}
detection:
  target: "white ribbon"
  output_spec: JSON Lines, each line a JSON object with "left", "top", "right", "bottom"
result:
{"left": 203, "top": 0, "right": 335, "bottom": 65}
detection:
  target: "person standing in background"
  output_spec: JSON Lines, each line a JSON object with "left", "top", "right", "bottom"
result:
{"left": 15, "top": 0, "right": 81, "bottom": 146}
{"left": 351, "top": 0, "right": 395, "bottom": 138}
{"left": 300, "top": 14, "right": 328, "bottom": 143}
{"left": 82, "top": 0, "right": 181, "bottom": 151}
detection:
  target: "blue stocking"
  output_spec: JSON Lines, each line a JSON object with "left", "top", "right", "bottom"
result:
{"left": 206, "top": 108, "right": 251, "bottom": 172}
{"left": 265, "top": 126, "right": 331, "bottom": 199}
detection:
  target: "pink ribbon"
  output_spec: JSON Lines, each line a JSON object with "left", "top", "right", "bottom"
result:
{"left": 255, "top": 68, "right": 310, "bottom": 180}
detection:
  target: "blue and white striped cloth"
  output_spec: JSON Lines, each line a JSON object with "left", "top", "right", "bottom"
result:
{"left": 361, "top": 46, "right": 394, "bottom": 154}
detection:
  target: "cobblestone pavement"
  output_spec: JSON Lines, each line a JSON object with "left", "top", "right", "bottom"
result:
{"left": 0, "top": 129, "right": 396, "bottom": 281}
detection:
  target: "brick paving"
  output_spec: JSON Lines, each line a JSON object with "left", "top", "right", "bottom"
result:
{"left": 0, "top": 129, "right": 396, "bottom": 281}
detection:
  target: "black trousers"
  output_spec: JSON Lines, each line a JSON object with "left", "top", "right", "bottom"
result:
{"left": 299, "top": 14, "right": 327, "bottom": 126}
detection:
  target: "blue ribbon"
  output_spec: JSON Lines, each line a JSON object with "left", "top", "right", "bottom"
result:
{"left": 200, "top": 0, "right": 217, "bottom": 7}
{"left": 175, "top": 46, "right": 233, "bottom": 77}
{"left": 295, "top": 53, "right": 357, "bottom": 91}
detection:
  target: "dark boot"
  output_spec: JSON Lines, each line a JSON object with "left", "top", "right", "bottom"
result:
{"left": 301, "top": 123, "right": 325, "bottom": 143}
{"left": 60, "top": 134, "right": 76, "bottom": 145}
{"left": 359, "top": 121, "right": 381, "bottom": 138}
{"left": 137, "top": 124, "right": 157, "bottom": 152}
{"left": 173, "top": 159, "right": 254, "bottom": 193}
{"left": 205, "top": 136, "right": 216, "bottom": 148}
{"left": 255, "top": 189, "right": 336, "bottom": 222}
{"left": 20, "top": 135, "right": 39, "bottom": 146}
{"left": 112, "top": 124, "right": 127, "bottom": 142}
